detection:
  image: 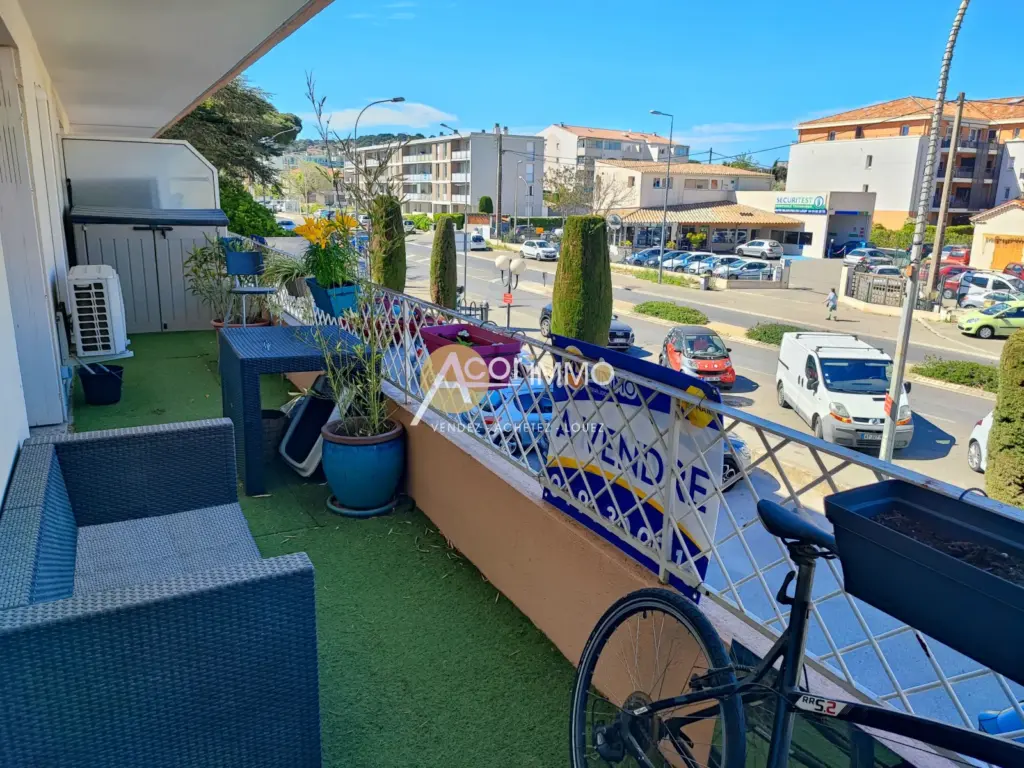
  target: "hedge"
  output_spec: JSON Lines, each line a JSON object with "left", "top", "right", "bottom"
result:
{"left": 912, "top": 356, "right": 998, "bottom": 393}
{"left": 870, "top": 222, "right": 973, "bottom": 250}
{"left": 408, "top": 213, "right": 432, "bottom": 231}
{"left": 746, "top": 323, "right": 807, "bottom": 346}
{"left": 987, "top": 332, "right": 1024, "bottom": 506}
{"left": 429, "top": 215, "right": 457, "bottom": 308}
{"left": 551, "top": 215, "right": 612, "bottom": 345}
{"left": 478, "top": 196, "right": 493, "bottom": 214}
{"left": 633, "top": 301, "right": 709, "bottom": 325}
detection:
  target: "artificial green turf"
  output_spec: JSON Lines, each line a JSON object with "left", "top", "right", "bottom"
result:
{"left": 73, "top": 331, "right": 575, "bottom": 767}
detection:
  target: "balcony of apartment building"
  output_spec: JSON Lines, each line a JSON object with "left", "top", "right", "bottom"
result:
{"left": 941, "top": 136, "right": 979, "bottom": 152}
{"left": 402, "top": 149, "right": 433, "bottom": 164}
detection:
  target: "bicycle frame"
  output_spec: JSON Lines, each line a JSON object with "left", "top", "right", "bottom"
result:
{"left": 630, "top": 545, "right": 1024, "bottom": 768}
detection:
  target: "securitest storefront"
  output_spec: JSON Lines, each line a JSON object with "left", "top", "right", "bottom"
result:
{"left": 735, "top": 191, "right": 876, "bottom": 259}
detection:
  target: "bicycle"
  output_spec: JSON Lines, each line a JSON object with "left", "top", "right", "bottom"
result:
{"left": 570, "top": 499, "right": 1024, "bottom": 768}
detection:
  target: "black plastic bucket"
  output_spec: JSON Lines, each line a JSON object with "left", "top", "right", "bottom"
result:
{"left": 78, "top": 364, "right": 124, "bottom": 406}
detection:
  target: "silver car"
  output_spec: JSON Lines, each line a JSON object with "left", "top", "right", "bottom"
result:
{"left": 736, "top": 239, "right": 783, "bottom": 260}
{"left": 521, "top": 239, "right": 558, "bottom": 260}
{"left": 843, "top": 247, "right": 890, "bottom": 267}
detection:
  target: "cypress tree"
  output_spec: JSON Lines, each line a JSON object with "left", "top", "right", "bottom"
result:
{"left": 430, "top": 214, "right": 457, "bottom": 308}
{"left": 551, "top": 215, "right": 613, "bottom": 345}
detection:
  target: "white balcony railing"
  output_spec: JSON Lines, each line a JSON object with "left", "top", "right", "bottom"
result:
{"left": 451, "top": 150, "right": 470, "bottom": 160}
{"left": 405, "top": 192, "right": 430, "bottom": 201}
{"left": 451, "top": 194, "right": 470, "bottom": 204}
{"left": 451, "top": 173, "right": 470, "bottom": 183}
{"left": 404, "top": 173, "right": 433, "bottom": 182}
{"left": 402, "top": 153, "right": 433, "bottom": 163}
{"left": 229, "top": 239, "right": 1024, "bottom": 764}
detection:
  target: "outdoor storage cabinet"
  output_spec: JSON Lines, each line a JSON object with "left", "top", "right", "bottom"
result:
{"left": 70, "top": 206, "right": 228, "bottom": 333}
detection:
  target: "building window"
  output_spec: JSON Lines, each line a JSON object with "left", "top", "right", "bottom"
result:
{"left": 653, "top": 178, "right": 661, "bottom": 189}
{"left": 827, "top": 131, "right": 836, "bottom": 141}
{"left": 627, "top": 176, "right": 635, "bottom": 188}
{"left": 1015, "top": 128, "right": 1022, "bottom": 139}
{"left": 862, "top": 184, "right": 869, "bottom": 192}
{"left": 605, "top": 141, "right": 621, "bottom": 151}
{"left": 525, "top": 163, "right": 534, "bottom": 182}
{"left": 799, "top": 232, "right": 814, "bottom": 246}
{"left": 1007, "top": 187, "right": 1012, "bottom": 200}
{"left": 527, "top": 185, "right": 534, "bottom": 196}
{"left": 865, "top": 155, "right": 873, "bottom": 169}
{"left": 855, "top": 126, "right": 864, "bottom": 139}
{"left": 900, "top": 125, "right": 910, "bottom": 136}
{"left": 988, "top": 129, "right": 997, "bottom": 142}
{"left": 969, "top": 128, "right": 979, "bottom": 141}
{"left": 673, "top": 146, "right": 687, "bottom": 157}
{"left": 526, "top": 140, "right": 535, "bottom": 159}
{"left": 783, "top": 231, "right": 800, "bottom": 245}
{"left": 683, "top": 179, "right": 696, "bottom": 189}
{"left": 710, "top": 179, "right": 719, "bottom": 190}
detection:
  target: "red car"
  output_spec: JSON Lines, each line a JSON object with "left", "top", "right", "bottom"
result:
{"left": 659, "top": 325, "right": 736, "bottom": 389}
{"left": 941, "top": 244, "right": 971, "bottom": 264}
{"left": 941, "top": 264, "right": 972, "bottom": 298}
{"left": 1004, "top": 262, "right": 1024, "bottom": 280}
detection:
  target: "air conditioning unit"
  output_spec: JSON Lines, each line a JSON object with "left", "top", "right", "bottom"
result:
{"left": 68, "top": 264, "right": 128, "bottom": 358}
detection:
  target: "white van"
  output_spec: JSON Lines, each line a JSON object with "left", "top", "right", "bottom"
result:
{"left": 775, "top": 333, "right": 914, "bottom": 450}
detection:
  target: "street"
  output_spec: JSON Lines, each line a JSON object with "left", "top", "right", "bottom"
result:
{"left": 402, "top": 235, "right": 995, "bottom": 490}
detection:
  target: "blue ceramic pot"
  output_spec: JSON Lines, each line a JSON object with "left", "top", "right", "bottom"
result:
{"left": 305, "top": 277, "right": 359, "bottom": 317}
{"left": 321, "top": 419, "right": 405, "bottom": 516}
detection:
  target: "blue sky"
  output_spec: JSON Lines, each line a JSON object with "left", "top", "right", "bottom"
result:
{"left": 245, "top": 0, "right": 1024, "bottom": 164}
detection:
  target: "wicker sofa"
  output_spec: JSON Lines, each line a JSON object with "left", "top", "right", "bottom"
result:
{"left": 0, "top": 419, "right": 321, "bottom": 767}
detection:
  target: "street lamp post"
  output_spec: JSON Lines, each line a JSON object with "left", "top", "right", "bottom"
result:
{"left": 514, "top": 160, "right": 523, "bottom": 232}
{"left": 440, "top": 123, "right": 468, "bottom": 298}
{"left": 495, "top": 253, "right": 526, "bottom": 329}
{"left": 352, "top": 97, "right": 405, "bottom": 224}
{"left": 650, "top": 110, "right": 674, "bottom": 284}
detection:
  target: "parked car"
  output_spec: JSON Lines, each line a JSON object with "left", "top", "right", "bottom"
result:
{"left": 688, "top": 255, "right": 743, "bottom": 275}
{"left": 869, "top": 265, "right": 903, "bottom": 277}
{"left": 277, "top": 218, "right": 297, "bottom": 231}
{"left": 714, "top": 259, "right": 773, "bottom": 280}
{"left": 775, "top": 332, "right": 913, "bottom": 450}
{"left": 357, "top": 213, "right": 371, "bottom": 228}
{"left": 538, "top": 304, "right": 634, "bottom": 350}
{"left": 736, "top": 239, "right": 784, "bottom": 260}
{"left": 403, "top": 219, "right": 416, "bottom": 234}
{"left": 662, "top": 251, "right": 713, "bottom": 272}
{"left": 658, "top": 325, "right": 736, "bottom": 390}
{"left": 938, "top": 264, "right": 972, "bottom": 298}
{"left": 467, "top": 381, "right": 554, "bottom": 454}
{"left": 1003, "top": 262, "right": 1024, "bottom": 280}
{"left": 469, "top": 233, "right": 487, "bottom": 251}
{"left": 940, "top": 244, "right": 971, "bottom": 264}
{"left": 959, "top": 290, "right": 1024, "bottom": 309}
{"left": 828, "top": 240, "right": 875, "bottom": 258}
{"left": 957, "top": 300, "right": 1024, "bottom": 339}
{"left": 623, "top": 247, "right": 666, "bottom": 266}
{"left": 968, "top": 411, "right": 993, "bottom": 473}
{"left": 521, "top": 240, "right": 559, "bottom": 261}
{"left": 722, "top": 435, "right": 752, "bottom": 492}
{"left": 315, "top": 208, "right": 338, "bottom": 220}
{"left": 844, "top": 247, "right": 891, "bottom": 267}
{"left": 957, "top": 272, "right": 1024, "bottom": 306}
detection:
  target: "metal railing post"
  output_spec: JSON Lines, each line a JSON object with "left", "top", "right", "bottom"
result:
{"left": 658, "top": 396, "right": 683, "bottom": 583}
{"left": 401, "top": 299, "right": 411, "bottom": 404}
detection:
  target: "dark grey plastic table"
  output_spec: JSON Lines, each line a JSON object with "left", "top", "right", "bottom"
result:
{"left": 219, "top": 325, "right": 355, "bottom": 495}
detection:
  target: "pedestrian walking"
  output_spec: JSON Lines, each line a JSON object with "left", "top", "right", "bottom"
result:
{"left": 825, "top": 288, "right": 838, "bottom": 321}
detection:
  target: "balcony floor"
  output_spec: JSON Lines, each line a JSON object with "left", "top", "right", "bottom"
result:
{"left": 73, "top": 331, "right": 574, "bottom": 767}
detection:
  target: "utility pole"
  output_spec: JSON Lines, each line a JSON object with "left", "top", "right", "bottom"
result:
{"left": 495, "top": 124, "right": 503, "bottom": 241}
{"left": 514, "top": 159, "right": 523, "bottom": 232}
{"left": 651, "top": 110, "right": 674, "bottom": 284}
{"left": 880, "top": 0, "right": 971, "bottom": 461}
{"left": 929, "top": 91, "right": 966, "bottom": 296}
{"left": 708, "top": 147, "right": 713, "bottom": 165}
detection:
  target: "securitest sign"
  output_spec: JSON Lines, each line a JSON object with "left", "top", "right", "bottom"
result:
{"left": 775, "top": 194, "right": 827, "bottom": 215}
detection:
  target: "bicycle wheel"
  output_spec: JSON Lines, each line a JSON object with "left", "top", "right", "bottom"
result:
{"left": 570, "top": 588, "right": 746, "bottom": 768}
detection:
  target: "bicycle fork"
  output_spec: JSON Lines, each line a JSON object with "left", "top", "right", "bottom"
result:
{"left": 765, "top": 553, "right": 817, "bottom": 768}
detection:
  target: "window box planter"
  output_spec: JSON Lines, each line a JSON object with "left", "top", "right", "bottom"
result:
{"left": 825, "top": 480, "right": 1024, "bottom": 684}
{"left": 419, "top": 323, "right": 522, "bottom": 384}
{"left": 305, "top": 276, "right": 359, "bottom": 318}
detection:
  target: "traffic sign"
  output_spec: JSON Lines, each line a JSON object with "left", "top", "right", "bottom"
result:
{"left": 503, "top": 293, "right": 513, "bottom": 305}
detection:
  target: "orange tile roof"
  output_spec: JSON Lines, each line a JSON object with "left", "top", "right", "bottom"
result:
{"left": 553, "top": 124, "right": 667, "bottom": 142}
{"left": 609, "top": 201, "right": 798, "bottom": 226}
{"left": 597, "top": 159, "right": 771, "bottom": 177}
{"left": 799, "top": 96, "right": 1024, "bottom": 128}
{"left": 970, "top": 198, "right": 1024, "bottom": 223}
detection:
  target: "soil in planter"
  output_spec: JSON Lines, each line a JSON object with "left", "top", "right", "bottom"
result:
{"left": 876, "top": 509, "right": 1024, "bottom": 587}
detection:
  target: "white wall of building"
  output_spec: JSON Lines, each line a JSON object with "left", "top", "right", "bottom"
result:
{"left": 596, "top": 163, "right": 770, "bottom": 208}
{"left": 788, "top": 136, "right": 925, "bottom": 227}
{"left": 972, "top": 206, "right": 1024, "bottom": 270}
{"left": 735, "top": 190, "right": 875, "bottom": 258}
{"left": 995, "top": 140, "right": 1024, "bottom": 206}
{"left": 468, "top": 132, "right": 544, "bottom": 218}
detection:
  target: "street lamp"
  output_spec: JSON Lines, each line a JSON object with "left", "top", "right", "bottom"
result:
{"left": 440, "top": 123, "right": 469, "bottom": 297}
{"left": 495, "top": 253, "right": 526, "bottom": 329}
{"left": 513, "top": 160, "right": 523, "bottom": 232}
{"left": 650, "top": 109, "right": 674, "bottom": 285}
{"left": 352, "top": 97, "right": 405, "bottom": 224}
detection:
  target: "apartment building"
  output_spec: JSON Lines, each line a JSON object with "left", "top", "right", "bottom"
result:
{"left": 595, "top": 159, "right": 873, "bottom": 258}
{"left": 538, "top": 123, "right": 689, "bottom": 185}
{"left": 788, "top": 96, "right": 1024, "bottom": 228}
{"left": 346, "top": 127, "right": 544, "bottom": 216}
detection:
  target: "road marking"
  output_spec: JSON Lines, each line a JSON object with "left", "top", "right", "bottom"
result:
{"left": 914, "top": 411, "right": 958, "bottom": 425}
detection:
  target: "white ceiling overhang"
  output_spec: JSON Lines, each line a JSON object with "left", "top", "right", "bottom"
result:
{"left": 22, "top": 0, "right": 331, "bottom": 137}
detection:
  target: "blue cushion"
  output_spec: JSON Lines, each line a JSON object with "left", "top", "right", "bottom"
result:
{"left": 0, "top": 445, "right": 77, "bottom": 608}
{"left": 74, "top": 504, "right": 260, "bottom": 595}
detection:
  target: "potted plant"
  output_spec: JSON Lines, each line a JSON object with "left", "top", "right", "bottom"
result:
{"left": 311, "top": 283, "right": 405, "bottom": 517}
{"left": 419, "top": 323, "right": 522, "bottom": 385}
{"left": 295, "top": 218, "right": 360, "bottom": 317}
{"left": 184, "top": 236, "right": 269, "bottom": 328}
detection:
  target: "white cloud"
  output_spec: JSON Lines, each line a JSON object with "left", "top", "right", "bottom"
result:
{"left": 347, "top": 12, "right": 372, "bottom": 19}
{"left": 307, "top": 102, "right": 457, "bottom": 132}
{"left": 388, "top": 11, "right": 416, "bottom": 19}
